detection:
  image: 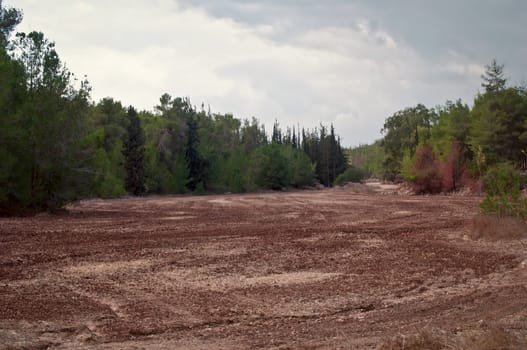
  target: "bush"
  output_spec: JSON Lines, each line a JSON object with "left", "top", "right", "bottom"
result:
{"left": 248, "top": 144, "right": 291, "bottom": 190}
{"left": 334, "top": 166, "right": 366, "bottom": 185}
{"left": 480, "top": 163, "right": 527, "bottom": 219}
{"left": 411, "top": 144, "right": 442, "bottom": 194}
{"left": 441, "top": 142, "right": 469, "bottom": 192}
{"left": 287, "top": 148, "right": 315, "bottom": 188}
{"left": 470, "top": 214, "right": 526, "bottom": 240}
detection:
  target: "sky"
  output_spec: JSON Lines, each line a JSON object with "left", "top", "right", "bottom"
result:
{"left": 12, "top": 0, "right": 527, "bottom": 146}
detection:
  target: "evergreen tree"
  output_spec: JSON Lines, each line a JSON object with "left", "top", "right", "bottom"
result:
{"left": 0, "top": 1, "right": 22, "bottom": 47}
{"left": 123, "top": 106, "right": 146, "bottom": 195}
{"left": 481, "top": 59, "right": 507, "bottom": 93}
{"left": 470, "top": 86, "right": 527, "bottom": 169}
{"left": 185, "top": 115, "right": 207, "bottom": 191}
{"left": 272, "top": 119, "right": 282, "bottom": 144}
{"left": 10, "top": 31, "right": 91, "bottom": 209}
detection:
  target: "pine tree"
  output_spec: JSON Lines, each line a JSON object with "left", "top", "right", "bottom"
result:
{"left": 0, "top": 1, "right": 22, "bottom": 48}
{"left": 185, "top": 115, "right": 207, "bottom": 191}
{"left": 481, "top": 59, "right": 506, "bottom": 93}
{"left": 272, "top": 120, "right": 282, "bottom": 144}
{"left": 123, "top": 106, "right": 146, "bottom": 195}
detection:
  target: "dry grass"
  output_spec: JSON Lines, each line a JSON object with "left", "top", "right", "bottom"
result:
{"left": 469, "top": 214, "right": 527, "bottom": 241}
{"left": 376, "top": 325, "right": 526, "bottom": 350}
{"left": 376, "top": 329, "right": 444, "bottom": 350}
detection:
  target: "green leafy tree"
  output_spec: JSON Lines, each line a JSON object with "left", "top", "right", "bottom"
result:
{"left": 381, "top": 104, "right": 437, "bottom": 180}
{"left": 431, "top": 100, "right": 471, "bottom": 161}
{"left": 224, "top": 146, "right": 249, "bottom": 192}
{"left": 348, "top": 140, "right": 384, "bottom": 178}
{"left": 86, "top": 98, "right": 128, "bottom": 197}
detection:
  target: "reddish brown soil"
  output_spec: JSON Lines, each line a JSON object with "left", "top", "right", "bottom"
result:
{"left": 1, "top": 189, "right": 526, "bottom": 349}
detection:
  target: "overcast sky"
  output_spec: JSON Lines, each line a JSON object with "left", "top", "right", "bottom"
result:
{"left": 13, "top": 0, "right": 527, "bottom": 146}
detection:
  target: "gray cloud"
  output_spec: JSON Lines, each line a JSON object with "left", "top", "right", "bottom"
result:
{"left": 12, "top": 0, "right": 527, "bottom": 145}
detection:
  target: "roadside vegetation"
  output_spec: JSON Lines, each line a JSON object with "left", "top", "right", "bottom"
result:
{"left": 470, "top": 163, "right": 527, "bottom": 240}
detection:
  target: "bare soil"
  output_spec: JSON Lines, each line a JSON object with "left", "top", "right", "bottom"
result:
{"left": 1, "top": 189, "right": 526, "bottom": 349}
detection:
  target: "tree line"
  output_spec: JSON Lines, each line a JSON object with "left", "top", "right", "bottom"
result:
{"left": 0, "top": 4, "right": 348, "bottom": 213}
{"left": 349, "top": 59, "right": 527, "bottom": 193}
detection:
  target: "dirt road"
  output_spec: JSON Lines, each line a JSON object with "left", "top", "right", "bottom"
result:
{"left": 1, "top": 189, "right": 526, "bottom": 349}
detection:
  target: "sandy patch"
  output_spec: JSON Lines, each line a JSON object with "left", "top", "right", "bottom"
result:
{"left": 63, "top": 259, "right": 152, "bottom": 276}
{"left": 162, "top": 269, "right": 340, "bottom": 291}
{"left": 162, "top": 216, "right": 197, "bottom": 220}
{"left": 392, "top": 210, "right": 414, "bottom": 216}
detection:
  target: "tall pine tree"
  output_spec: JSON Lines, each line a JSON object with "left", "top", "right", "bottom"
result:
{"left": 123, "top": 106, "right": 146, "bottom": 195}
{"left": 185, "top": 115, "right": 207, "bottom": 191}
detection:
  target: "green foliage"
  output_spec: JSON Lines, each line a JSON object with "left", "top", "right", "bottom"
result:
{"left": 91, "top": 148, "right": 126, "bottom": 198}
{"left": 84, "top": 98, "right": 128, "bottom": 198}
{"left": 224, "top": 147, "right": 249, "bottom": 193}
{"left": 247, "top": 144, "right": 315, "bottom": 190}
{"left": 381, "top": 104, "right": 437, "bottom": 180}
{"left": 185, "top": 115, "right": 207, "bottom": 192}
{"left": 469, "top": 87, "right": 527, "bottom": 171}
{"left": 0, "top": 2, "right": 346, "bottom": 213}
{"left": 249, "top": 144, "right": 291, "bottom": 190}
{"left": 348, "top": 140, "right": 384, "bottom": 178}
{"left": 1, "top": 29, "right": 91, "bottom": 210}
{"left": 302, "top": 124, "right": 347, "bottom": 186}
{"left": 398, "top": 144, "right": 443, "bottom": 193}
{"left": 399, "top": 151, "right": 416, "bottom": 182}
{"left": 481, "top": 59, "right": 507, "bottom": 93}
{"left": 480, "top": 163, "right": 527, "bottom": 219}
{"left": 284, "top": 146, "right": 315, "bottom": 188}
{"left": 430, "top": 100, "right": 471, "bottom": 162}
{"left": 0, "top": 3, "right": 22, "bottom": 47}
{"left": 370, "top": 60, "right": 526, "bottom": 191}
{"left": 334, "top": 167, "right": 367, "bottom": 185}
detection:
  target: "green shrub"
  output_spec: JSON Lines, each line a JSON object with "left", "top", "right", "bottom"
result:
{"left": 480, "top": 163, "right": 527, "bottom": 219}
{"left": 334, "top": 166, "right": 366, "bottom": 185}
{"left": 248, "top": 144, "right": 291, "bottom": 190}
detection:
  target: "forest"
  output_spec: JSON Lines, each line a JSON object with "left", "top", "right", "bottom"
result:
{"left": 2, "top": 3, "right": 527, "bottom": 214}
{"left": 0, "top": 4, "right": 348, "bottom": 213}
{"left": 349, "top": 60, "right": 527, "bottom": 195}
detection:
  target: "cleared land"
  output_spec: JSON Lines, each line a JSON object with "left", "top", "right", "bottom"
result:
{"left": 1, "top": 189, "right": 526, "bottom": 349}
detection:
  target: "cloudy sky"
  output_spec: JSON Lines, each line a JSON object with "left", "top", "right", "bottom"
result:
{"left": 13, "top": 0, "right": 527, "bottom": 146}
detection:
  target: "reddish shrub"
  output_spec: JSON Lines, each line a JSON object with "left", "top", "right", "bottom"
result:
{"left": 441, "top": 142, "right": 469, "bottom": 192}
{"left": 412, "top": 144, "right": 442, "bottom": 194}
